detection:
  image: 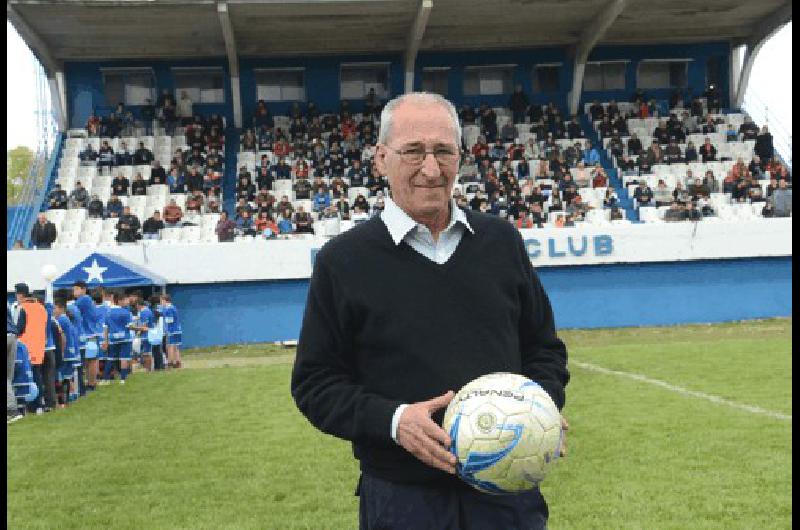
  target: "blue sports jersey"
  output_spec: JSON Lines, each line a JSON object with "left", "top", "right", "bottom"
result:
{"left": 56, "top": 314, "right": 79, "bottom": 363}
{"left": 67, "top": 302, "right": 86, "bottom": 348}
{"left": 104, "top": 305, "right": 133, "bottom": 344}
{"left": 162, "top": 304, "right": 181, "bottom": 335}
{"left": 138, "top": 307, "right": 155, "bottom": 340}
{"left": 95, "top": 303, "right": 110, "bottom": 338}
{"left": 74, "top": 294, "right": 99, "bottom": 339}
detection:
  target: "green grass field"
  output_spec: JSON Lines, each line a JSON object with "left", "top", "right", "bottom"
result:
{"left": 7, "top": 319, "right": 792, "bottom": 529}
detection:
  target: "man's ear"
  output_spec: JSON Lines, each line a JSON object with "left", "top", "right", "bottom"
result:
{"left": 374, "top": 144, "right": 388, "bottom": 177}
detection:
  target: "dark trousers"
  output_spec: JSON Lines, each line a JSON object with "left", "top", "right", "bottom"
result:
{"left": 357, "top": 473, "right": 548, "bottom": 530}
{"left": 31, "top": 350, "right": 57, "bottom": 410}
{"left": 152, "top": 344, "right": 165, "bottom": 371}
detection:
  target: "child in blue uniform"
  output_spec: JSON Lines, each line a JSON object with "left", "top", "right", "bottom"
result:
{"left": 53, "top": 298, "right": 79, "bottom": 407}
{"left": 102, "top": 291, "right": 133, "bottom": 384}
{"left": 72, "top": 281, "right": 100, "bottom": 391}
{"left": 160, "top": 294, "right": 183, "bottom": 369}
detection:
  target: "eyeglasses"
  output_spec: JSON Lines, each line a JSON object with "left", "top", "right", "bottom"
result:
{"left": 385, "top": 145, "right": 461, "bottom": 166}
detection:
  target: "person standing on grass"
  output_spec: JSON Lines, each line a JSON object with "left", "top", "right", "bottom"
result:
{"left": 160, "top": 294, "right": 182, "bottom": 369}
{"left": 101, "top": 292, "right": 133, "bottom": 385}
{"left": 52, "top": 298, "right": 79, "bottom": 408}
{"left": 291, "top": 92, "right": 569, "bottom": 530}
{"left": 131, "top": 298, "right": 156, "bottom": 372}
{"left": 72, "top": 281, "right": 101, "bottom": 392}
{"left": 95, "top": 288, "right": 113, "bottom": 383}
{"left": 147, "top": 297, "right": 167, "bottom": 371}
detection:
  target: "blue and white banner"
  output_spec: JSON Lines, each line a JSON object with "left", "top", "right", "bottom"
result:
{"left": 7, "top": 218, "right": 792, "bottom": 292}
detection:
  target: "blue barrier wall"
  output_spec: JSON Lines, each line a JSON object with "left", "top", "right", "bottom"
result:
{"left": 171, "top": 256, "right": 791, "bottom": 348}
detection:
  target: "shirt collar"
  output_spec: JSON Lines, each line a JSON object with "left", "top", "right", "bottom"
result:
{"left": 382, "top": 196, "right": 474, "bottom": 246}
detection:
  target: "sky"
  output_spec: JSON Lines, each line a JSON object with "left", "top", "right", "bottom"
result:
{"left": 5, "top": 19, "right": 793, "bottom": 154}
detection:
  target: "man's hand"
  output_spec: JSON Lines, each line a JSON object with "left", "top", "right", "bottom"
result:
{"left": 396, "top": 391, "right": 458, "bottom": 475}
{"left": 559, "top": 416, "right": 569, "bottom": 457}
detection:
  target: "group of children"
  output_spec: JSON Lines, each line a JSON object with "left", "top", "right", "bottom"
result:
{"left": 10, "top": 280, "right": 183, "bottom": 417}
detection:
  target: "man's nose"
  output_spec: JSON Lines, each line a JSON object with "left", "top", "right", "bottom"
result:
{"left": 419, "top": 153, "right": 442, "bottom": 180}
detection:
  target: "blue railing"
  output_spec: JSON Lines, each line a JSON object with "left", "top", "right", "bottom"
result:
{"left": 7, "top": 133, "right": 65, "bottom": 249}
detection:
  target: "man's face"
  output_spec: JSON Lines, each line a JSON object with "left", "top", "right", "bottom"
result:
{"left": 38, "top": 214, "right": 46, "bottom": 224}
{"left": 375, "top": 102, "right": 459, "bottom": 220}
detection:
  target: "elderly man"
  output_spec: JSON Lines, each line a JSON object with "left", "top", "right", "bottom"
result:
{"left": 30, "top": 213, "right": 57, "bottom": 249}
{"left": 291, "top": 92, "right": 569, "bottom": 530}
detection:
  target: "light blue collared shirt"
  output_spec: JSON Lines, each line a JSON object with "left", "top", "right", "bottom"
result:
{"left": 380, "top": 195, "right": 474, "bottom": 442}
{"left": 380, "top": 196, "right": 474, "bottom": 265}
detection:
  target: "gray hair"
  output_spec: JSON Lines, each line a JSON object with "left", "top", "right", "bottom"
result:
{"left": 377, "top": 92, "right": 462, "bottom": 146}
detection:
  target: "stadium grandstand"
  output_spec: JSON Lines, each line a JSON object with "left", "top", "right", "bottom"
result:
{"left": 7, "top": 0, "right": 792, "bottom": 347}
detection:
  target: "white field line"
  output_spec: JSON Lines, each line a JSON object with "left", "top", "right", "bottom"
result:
{"left": 572, "top": 360, "right": 792, "bottom": 422}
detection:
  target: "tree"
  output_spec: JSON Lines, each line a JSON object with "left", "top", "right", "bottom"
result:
{"left": 7, "top": 146, "right": 35, "bottom": 205}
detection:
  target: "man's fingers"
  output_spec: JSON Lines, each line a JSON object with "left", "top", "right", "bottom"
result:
{"left": 425, "top": 390, "right": 455, "bottom": 413}
{"left": 420, "top": 433, "right": 457, "bottom": 469}
{"left": 422, "top": 418, "right": 452, "bottom": 448}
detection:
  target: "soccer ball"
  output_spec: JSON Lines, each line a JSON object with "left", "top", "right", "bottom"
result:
{"left": 442, "top": 372, "right": 562, "bottom": 494}
{"left": 41, "top": 264, "right": 59, "bottom": 282}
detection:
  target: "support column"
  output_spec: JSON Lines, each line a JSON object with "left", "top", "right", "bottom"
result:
{"left": 404, "top": 0, "right": 433, "bottom": 93}
{"left": 217, "top": 1, "right": 243, "bottom": 128}
{"left": 567, "top": 0, "right": 627, "bottom": 116}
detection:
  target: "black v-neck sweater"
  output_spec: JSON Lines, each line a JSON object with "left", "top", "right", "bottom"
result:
{"left": 291, "top": 208, "right": 569, "bottom": 485}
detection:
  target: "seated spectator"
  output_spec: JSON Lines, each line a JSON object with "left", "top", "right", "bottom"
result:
{"left": 633, "top": 181, "right": 654, "bottom": 207}
{"left": 106, "top": 195, "right": 124, "bottom": 218}
{"left": 214, "top": 211, "right": 236, "bottom": 242}
{"left": 686, "top": 201, "right": 702, "bottom": 221}
{"left": 167, "top": 168, "right": 185, "bottom": 193}
{"left": 699, "top": 138, "right": 717, "bottom": 162}
{"left": 186, "top": 148, "right": 205, "bottom": 169}
{"left": 98, "top": 141, "right": 115, "bottom": 169}
{"left": 371, "top": 197, "right": 386, "bottom": 217}
{"left": 664, "top": 201, "right": 688, "bottom": 222}
{"left": 235, "top": 210, "right": 256, "bottom": 236}
{"left": 748, "top": 155, "right": 765, "bottom": 180}
{"left": 591, "top": 164, "right": 608, "bottom": 188}
{"left": 69, "top": 181, "right": 89, "bottom": 208}
{"left": 79, "top": 144, "right": 98, "bottom": 164}
{"left": 699, "top": 170, "right": 717, "bottom": 194}
{"left": 255, "top": 211, "right": 279, "bottom": 238}
{"left": 761, "top": 202, "right": 775, "bottom": 218}
{"left": 771, "top": 179, "right": 791, "bottom": 217}
{"left": 603, "top": 187, "right": 618, "bottom": 208}
{"left": 142, "top": 211, "right": 164, "bottom": 240}
{"left": 133, "top": 142, "right": 154, "bottom": 165}
{"left": 334, "top": 196, "right": 350, "bottom": 220}
{"left": 277, "top": 209, "right": 294, "bottom": 234}
{"left": 609, "top": 206, "right": 624, "bottom": 221}
{"left": 683, "top": 141, "right": 698, "bottom": 163}
{"left": 30, "top": 213, "right": 56, "bottom": 249}
{"left": 115, "top": 206, "right": 141, "bottom": 243}
{"left": 47, "top": 184, "right": 67, "bottom": 210}
{"left": 701, "top": 115, "right": 716, "bottom": 134}
{"left": 241, "top": 129, "right": 257, "bottom": 152}
{"left": 150, "top": 160, "right": 167, "bottom": 184}
{"left": 572, "top": 162, "right": 590, "bottom": 188}
{"left": 293, "top": 206, "right": 313, "bottom": 233}
{"left": 273, "top": 138, "right": 292, "bottom": 158}
{"left": 86, "top": 113, "right": 101, "bottom": 136}
{"left": 87, "top": 195, "right": 105, "bottom": 218}
{"left": 294, "top": 177, "right": 312, "bottom": 201}
{"left": 747, "top": 179, "right": 766, "bottom": 203}
{"left": 111, "top": 174, "right": 130, "bottom": 196}
{"left": 689, "top": 178, "right": 711, "bottom": 201}
{"left": 617, "top": 154, "right": 636, "bottom": 175}
{"left": 203, "top": 168, "right": 221, "bottom": 194}
{"left": 673, "top": 182, "right": 690, "bottom": 205}
{"left": 115, "top": 141, "right": 133, "bottom": 166}
{"left": 185, "top": 191, "right": 204, "bottom": 214}
{"left": 566, "top": 116, "right": 583, "bottom": 140}
{"left": 205, "top": 189, "right": 221, "bottom": 214}
{"left": 235, "top": 198, "right": 252, "bottom": 218}
{"left": 566, "top": 195, "right": 591, "bottom": 222}
{"left": 583, "top": 141, "right": 601, "bottom": 166}
{"left": 653, "top": 179, "right": 672, "bottom": 207}
{"left": 500, "top": 121, "right": 517, "bottom": 143}
{"left": 163, "top": 199, "right": 183, "bottom": 227}
{"left": 131, "top": 174, "right": 147, "bottom": 196}
{"left": 732, "top": 178, "right": 749, "bottom": 202}
{"left": 664, "top": 140, "right": 682, "bottom": 164}
{"left": 185, "top": 167, "right": 204, "bottom": 194}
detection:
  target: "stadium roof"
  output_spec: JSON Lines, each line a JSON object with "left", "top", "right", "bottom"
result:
{"left": 7, "top": 0, "right": 793, "bottom": 64}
